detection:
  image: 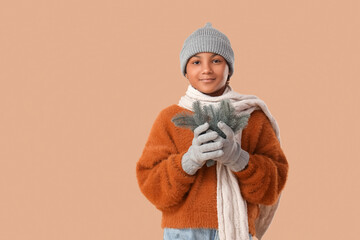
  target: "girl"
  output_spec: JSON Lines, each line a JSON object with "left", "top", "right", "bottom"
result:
{"left": 136, "top": 22, "right": 289, "bottom": 240}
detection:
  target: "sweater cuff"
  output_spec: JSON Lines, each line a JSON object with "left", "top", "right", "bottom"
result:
{"left": 171, "top": 151, "right": 198, "bottom": 179}
{"left": 227, "top": 149, "right": 250, "bottom": 172}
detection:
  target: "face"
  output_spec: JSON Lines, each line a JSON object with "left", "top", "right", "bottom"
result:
{"left": 185, "top": 52, "right": 230, "bottom": 97}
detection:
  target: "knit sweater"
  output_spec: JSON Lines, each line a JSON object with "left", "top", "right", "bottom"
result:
{"left": 136, "top": 104, "right": 288, "bottom": 237}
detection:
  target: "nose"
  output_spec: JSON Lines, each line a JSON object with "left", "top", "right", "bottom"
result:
{"left": 201, "top": 62, "right": 213, "bottom": 74}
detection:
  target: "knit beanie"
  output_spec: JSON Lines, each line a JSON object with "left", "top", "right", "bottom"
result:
{"left": 180, "top": 22, "right": 234, "bottom": 77}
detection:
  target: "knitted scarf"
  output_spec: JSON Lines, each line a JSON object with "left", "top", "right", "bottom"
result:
{"left": 178, "top": 85, "right": 281, "bottom": 240}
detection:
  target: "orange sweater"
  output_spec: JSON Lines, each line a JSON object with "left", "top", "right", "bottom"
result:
{"left": 136, "top": 104, "right": 288, "bottom": 237}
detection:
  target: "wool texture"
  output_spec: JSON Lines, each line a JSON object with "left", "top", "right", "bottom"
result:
{"left": 136, "top": 101, "right": 288, "bottom": 238}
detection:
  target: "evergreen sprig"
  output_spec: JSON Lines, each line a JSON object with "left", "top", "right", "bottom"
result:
{"left": 171, "top": 100, "right": 250, "bottom": 167}
{"left": 171, "top": 101, "right": 209, "bottom": 131}
{"left": 172, "top": 100, "right": 250, "bottom": 139}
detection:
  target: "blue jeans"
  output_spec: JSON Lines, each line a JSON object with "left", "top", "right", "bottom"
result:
{"left": 163, "top": 228, "right": 253, "bottom": 240}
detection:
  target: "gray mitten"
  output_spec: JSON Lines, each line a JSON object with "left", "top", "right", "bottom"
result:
{"left": 182, "top": 122, "right": 224, "bottom": 175}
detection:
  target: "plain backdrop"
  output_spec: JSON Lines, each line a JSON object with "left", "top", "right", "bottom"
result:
{"left": 1, "top": 0, "right": 359, "bottom": 239}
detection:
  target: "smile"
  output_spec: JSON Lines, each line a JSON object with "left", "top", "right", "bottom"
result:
{"left": 200, "top": 78, "right": 216, "bottom": 82}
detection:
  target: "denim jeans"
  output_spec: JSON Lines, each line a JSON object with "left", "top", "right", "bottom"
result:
{"left": 163, "top": 228, "right": 253, "bottom": 240}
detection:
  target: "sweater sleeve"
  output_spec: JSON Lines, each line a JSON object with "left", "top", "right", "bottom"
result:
{"left": 136, "top": 107, "right": 196, "bottom": 211}
{"left": 234, "top": 110, "right": 289, "bottom": 205}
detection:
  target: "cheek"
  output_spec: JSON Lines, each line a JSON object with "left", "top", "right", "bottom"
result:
{"left": 185, "top": 64, "right": 192, "bottom": 75}
{"left": 216, "top": 65, "right": 229, "bottom": 77}
{"left": 186, "top": 65, "right": 198, "bottom": 78}
{"left": 222, "top": 65, "right": 230, "bottom": 77}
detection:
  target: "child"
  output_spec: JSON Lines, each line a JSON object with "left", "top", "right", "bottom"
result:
{"left": 136, "top": 22, "right": 289, "bottom": 240}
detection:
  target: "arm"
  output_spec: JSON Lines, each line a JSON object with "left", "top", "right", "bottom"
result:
{"left": 136, "top": 108, "right": 196, "bottom": 211}
{"left": 234, "top": 110, "right": 288, "bottom": 205}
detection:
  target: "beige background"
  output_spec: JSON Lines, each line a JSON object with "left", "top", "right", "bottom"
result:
{"left": 1, "top": 0, "right": 359, "bottom": 239}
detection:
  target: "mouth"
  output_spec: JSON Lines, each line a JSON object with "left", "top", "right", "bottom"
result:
{"left": 199, "top": 78, "right": 216, "bottom": 82}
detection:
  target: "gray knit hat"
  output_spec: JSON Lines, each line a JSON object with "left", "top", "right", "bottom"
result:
{"left": 180, "top": 22, "right": 234, "bottom": 77}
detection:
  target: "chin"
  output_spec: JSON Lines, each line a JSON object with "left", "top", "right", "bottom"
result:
{"left": 202, "top": 90, "right": 219, "bottom": 96}
{"left": 199, "top": 89, "right": 214, "bottom": 94}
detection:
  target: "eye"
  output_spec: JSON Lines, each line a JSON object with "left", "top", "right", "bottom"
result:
{"left": 192, "top": 61, "right": 200, "bottom": 65}
{"left": 213, "top": 59, "right": 222, "bottom": 63}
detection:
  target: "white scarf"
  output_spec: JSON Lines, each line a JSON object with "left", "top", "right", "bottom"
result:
{"left": 178, "top": 85, "right": 281, "bottom": 240}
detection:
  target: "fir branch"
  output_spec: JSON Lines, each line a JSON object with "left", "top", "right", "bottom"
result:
{"left": 171, "top": 100, "right": 250, "bottom": 137}
{"left": 171, "top": 112, "right": 197, "bottom": 131}
{"left": 192, "top": 101, "right": 208, "bottom": 126}
{"left": 171, "top": 100, "right": 250, "bottom": 168}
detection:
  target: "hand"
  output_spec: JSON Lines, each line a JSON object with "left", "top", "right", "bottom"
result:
{"left": 213, "top": 121, "right": 249, "bottom": 172}
{"left": 181, "top": 122, "right": 224, "bottom": 175}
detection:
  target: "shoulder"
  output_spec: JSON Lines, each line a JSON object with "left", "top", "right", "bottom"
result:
{"left": 247, "top": 110, "right": 270, "bottom": 126}
{"left": 149, "top": 104, "right": 192, "bottom": 134}
{"left": 241, "top": 110, "right": 280, "bottom": 153}
{"left": 146, "top": 104, "right": 194, "bottom": 148}
{"left": 156, "top": 104, "right": 192, "bottom": 123}
{"left": 243, "top": 110, "right": 275, "bottom": 140}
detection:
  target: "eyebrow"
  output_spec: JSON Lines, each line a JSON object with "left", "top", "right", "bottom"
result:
{"left": 192, "top": 53, "right": 219, "bottom": 58}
